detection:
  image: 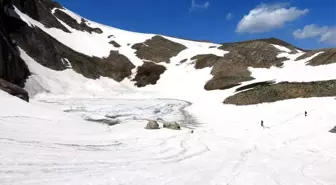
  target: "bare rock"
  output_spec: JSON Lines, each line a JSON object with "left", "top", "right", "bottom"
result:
{"left": 224, "top": 80, "right": 336, "bottom": 105}
{"left": 0, "top": 78, "right": 29, "bottom": 102}
{"left": 133, "top": 62, "right": 166, "bottom": 87}
{"left": 145, "top": 120, "right": 160, "bottom": 130}
{"left": 109, "top": 40, "right": 121, "bottom": 48}
{"left": 199, "top": 40, "right": 288, "bottom": 91}
{"left": 191, "top": 54, "right": 222, "bottom": 69}
{"left": 132, "top": 35, "right": 186, "bottom": 63}
{"left": 330, "top": 126, "right": 336, "bottom": 133}
{"left": 53, "top": 10, "right": 102, "bottom": 34}
{"left": 0, "top": 4, "right": 30, "bottom": 87}
{"left": 163, "top": 122, "right": 181, "bottom": 130}
{"left": 296, "top": 48, "right": 336, "bottom": 66}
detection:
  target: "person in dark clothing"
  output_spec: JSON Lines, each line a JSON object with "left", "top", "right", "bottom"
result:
{"left": 305, "top": 111, "right": 307, "bottom": 117}
{"left": 261, "top": 120, "right": 264, "bottom": 128}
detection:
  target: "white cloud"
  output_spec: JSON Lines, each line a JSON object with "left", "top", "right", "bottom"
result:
{"left": 190, "top": 0, "right": 210, "bottom": 11}
{"left": 226, "top": 13, "right": 233, "bottom": 20}
{"left": 236, "top": 3, "right": 309, "bottom": 33}
{"left": 293, "top": 24, "right": 336, "bottom": 44}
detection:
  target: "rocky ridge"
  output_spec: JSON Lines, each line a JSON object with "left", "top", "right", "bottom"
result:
{"left": 0, "top": 0, "right": 335, "bottom": 105}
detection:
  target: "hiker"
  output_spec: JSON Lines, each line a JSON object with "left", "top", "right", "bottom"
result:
{"left": 191, "top": 130, "right": 194, "bottom": 134}
{"left": 305, "top": 111, "right": 307, "bottom": 117}
{"left": 261, "top": 120, "right": 264, "bottom": 128}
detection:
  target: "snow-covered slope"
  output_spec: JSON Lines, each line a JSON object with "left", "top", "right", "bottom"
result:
{"left": 1, "top": 1, "right": 336, "bottom": 185}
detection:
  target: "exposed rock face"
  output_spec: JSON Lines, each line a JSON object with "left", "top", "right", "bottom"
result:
{"left": 235, "top": 81, "right": 275, "bottom": 92}
{"left": 0, "top": 78, "right": 29, "bottom": 101}
{"left": 12, "top": 0, "right": 70, "bottom": 33}
{"left": 133, "top": 62, "right": 166, "bottom": 87}
{"left": 195, "top": 41, "right": 287, "bottom": 91}
{"left": 10, "top": 15, "right": 134, "bottom": 81}
{"left": 220, "top": 38, "right": 305, "bottom": 52}
{"left": 145, "top": 120, "right": 160, "bottom": 129}
{"left": 53, "top": 9, "right": 103, "bottom": 34}
{"left": 84, "top": 117, "right": 120, "bottom": 126}
{"left": 191, "top": 54, "right": 222, "bottom": 69}
{"left": 163, "top": 122, "right": 181, "bottom": 130}
{"left": 132, "top": 35, "right": 186, "bottom": 63}
{"left": 224, "top": 80, "right": 336, "bottom": 105}
{"left": 0, "top": 0, "right": 136, "bottom": 101}
{"left": 295, "top": 48, "right": 336, "bottom": 66}
{"left": 179, "top": 59, "right": 187, "bottom": 64}
{"left": 0, "top": 0, "right": 30, "bottom": 87}
{"left": 330, "top": 126, "right": 336, "bottom": 133}
{"left": 109, "top": 40, "right": 121, "bottom": 48}
{"left": 205, "top": 76, "right": 254, "bottom": 90}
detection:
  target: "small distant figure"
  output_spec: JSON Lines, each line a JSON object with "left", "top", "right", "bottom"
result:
{"left": 191, "top": 130, "right": 194, "bottom": 134}
{"left": 305, "top": 111, "right": 307, "bottom": 117}
{"left": 261, "top": 120, "right": 264, "bottom": 128}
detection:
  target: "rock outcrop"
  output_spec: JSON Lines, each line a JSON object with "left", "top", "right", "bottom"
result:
{"left": 193, "top": 40, "right": 288, "bottom": 91}
{"left": 0, "top": 78, "right": 29, "bottom": 101}
{"left": 163, "top": 122, "right": 181, "bottom": 130}
{"left": 330, "top": 126, "right": 336, "bottom": 133}
{"left": 53, "top": 9, "right": 103, "bottom": 34}
{"left": 12, "top": 0, "right": 70, "bottom": 33}
{"left": 133, "top": 62, "right": 166, "bottom": 87}
{"left": 9, "top": 11, "right": 134, "bottom": 81}
{"left": 132, "top": 35, "right": 186, "bottom": 63}
{"left": 109, "top": 40, "right": 121, "bottom": 48}
{"left": 224, "top": 80, "right": 336, "bottom": 105}
{"left": 0, "top": 0, "right": 30, "bottom": 88}
{"left": 295, "top": 48, "right": 336, "bottom": 66}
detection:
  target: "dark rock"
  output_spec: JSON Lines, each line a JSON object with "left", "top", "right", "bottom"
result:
{"left": 53, "top": 9, "right": 102, "bottom": 34}
{"left": 163, "top": 122, "right": 181, "bottom": 130}
{"left": 11, "top": 0, "right": 70, "bottom": 33}
{"left": 107, "top": 35, "right": 114, "bottom": 38}
{"left": 132, "top": 35, "right": 186, "bottom": 63}
{"left": 202, "top": 41, "right": 288, "bottom": 91}
{"left": 133, "top": 62, "right": 166, "bottom": 87}
{"left": 84, "top": 117, "right": 120, "bottom": 126}
{"left": 205, "top": 76, "right": 254, "bottom": 90}
{"left": 0, "top": 2, "right": 30, "bottom": 87}
{"left": 10, "top": 19, "right": 134, "bottom": 81}
{"left": 220, "top": 38, "right": 305, "bottom": 52}
{"left": 145, "top": 120, "right": 160, "bottom": 129}
{"left": 0, "top": 78, "right": 29, "bottom": 101}
{"left": 224, "top": 80, "right": 336, "bottom": 105}
{"left": 295, "top": 48, "right": 336, "bottom": 66}
{"left": 235, "top": 81, "right": 275, "bottom": 92}
{"left": 179, "top": 59, "right": 187, "bottom": 64}
{"left": 330, "top": 126, "right": 336, "bottom": 133}
{"left": 109, "top": 40, "right": 120, "bottom": 48}
{"left": 191, "top": 54, "right": 222, "bottom": 69}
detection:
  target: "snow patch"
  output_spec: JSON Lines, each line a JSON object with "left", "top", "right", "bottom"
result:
{"left": 272, "top": 44, "right": 291, "bottom": 53}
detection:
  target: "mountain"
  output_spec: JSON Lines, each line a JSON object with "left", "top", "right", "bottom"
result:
{"left": 1, "top": 0, "right": 335, "bottom": 105}
{"left": 1, "top": 1, "right": 336, "bottom": 184}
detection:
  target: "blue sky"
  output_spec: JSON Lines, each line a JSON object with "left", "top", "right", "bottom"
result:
{"left": 57, "top": 0, "right": 336, "bottom": 49}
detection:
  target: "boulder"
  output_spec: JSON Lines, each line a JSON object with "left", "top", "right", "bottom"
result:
{"left": 330, "top": 126, "right": 336, "bottom": 133}
{"left": 163, "top": 122, "right": 181, "bottom": 130}
{"left": 145, "top": 120, "right": 160, "bottom": 130}
{"left": 0, "top": 78, "right": 29, "bottom": 102}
